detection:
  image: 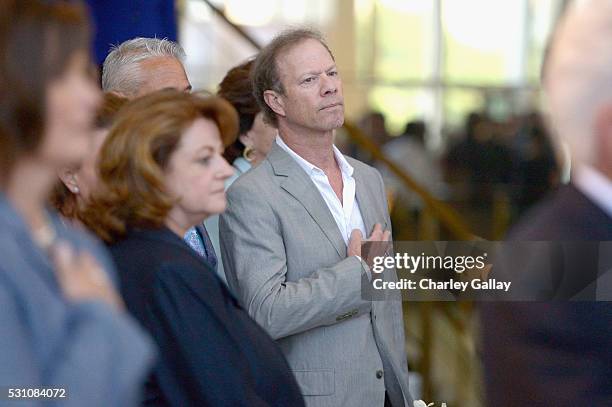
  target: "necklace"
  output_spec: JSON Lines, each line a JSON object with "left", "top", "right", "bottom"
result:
{"left": 31, "top": 214, "right": 57, "bottom": 253}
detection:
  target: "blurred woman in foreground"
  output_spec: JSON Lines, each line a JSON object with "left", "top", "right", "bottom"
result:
{"left": 0, "top": 1, "right": 154, "bottom": 405}
{"left": 82, "top": 90, "right": 304, "bottom": 406}
{"left": 51, "top": 92, "right": 127, "bottom": 222}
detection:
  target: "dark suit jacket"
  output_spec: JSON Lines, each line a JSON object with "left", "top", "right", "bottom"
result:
{"left": 481, "top": 185, "right": 612, "bottom": 406}
{"left": 109, "top": 227, "right": 305, "bottom": 407}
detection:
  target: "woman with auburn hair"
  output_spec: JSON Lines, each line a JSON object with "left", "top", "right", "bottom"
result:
{"left": 51, "top": 92, "right": 128, "bottom": 222}
{"left": 83, "top": 90, "right": 304, "bottom": 407}
{"left": 0, "top": 1, "right": 154, "bottom": 405}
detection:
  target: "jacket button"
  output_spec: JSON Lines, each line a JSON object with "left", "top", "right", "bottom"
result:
{"left": 376, "top": 370, "right": 384, "bottom": 379}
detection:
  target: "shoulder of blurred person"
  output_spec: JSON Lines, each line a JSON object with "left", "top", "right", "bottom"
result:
{"left": 507, "top": 183, "right": 612, "bottom": 241}
{"left": 482, "top": 2, "right": 612, "bottom": 405}
{"left": 0, "top": 193, "right": 156, "bottom": 406}
{"left": 483, "top": 183, "right": 612, "bottom": 406}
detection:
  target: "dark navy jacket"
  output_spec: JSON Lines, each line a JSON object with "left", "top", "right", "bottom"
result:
{"left": 109, "top": 226, "right": 305, "bottom": 407}
{"left": 481, "top": 185, "right": 612, "bottom": 406}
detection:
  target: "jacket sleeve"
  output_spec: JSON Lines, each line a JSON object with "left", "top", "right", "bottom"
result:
{"left": 145, "top": 264, "right": 271, "bottom": 407}
{"left": 219, "top": 182, "right": 372, "bottom": 341}
{"left": 0, "top": 277, "right": 155, "bottom": 407}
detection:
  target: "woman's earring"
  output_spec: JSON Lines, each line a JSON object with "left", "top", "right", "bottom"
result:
{"left": 242, "top": 145, "right": 256, "bottom": 162}
{"left": 72, "top": 186, "right": 80, "bottom": 194}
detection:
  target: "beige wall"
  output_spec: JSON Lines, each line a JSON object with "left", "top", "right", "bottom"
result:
{"left": 325, "top": 0, "right": 368, "bottom": 122}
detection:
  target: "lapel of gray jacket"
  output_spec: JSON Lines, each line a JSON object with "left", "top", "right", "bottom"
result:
{"left": 268, "top": 143, "right": 347, "bottom": 258}
{"left": 352, "top": 161, "right": 379, "bottom": 236}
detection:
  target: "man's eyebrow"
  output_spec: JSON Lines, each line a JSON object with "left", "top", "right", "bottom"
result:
{"left": 302, "top": 70, "right": 321, "bottom": 76}
{"left": 301, "top": 65, "right": 337, "bottom": 77}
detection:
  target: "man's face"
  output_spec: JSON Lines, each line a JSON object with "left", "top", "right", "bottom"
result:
{"left": 135, "top": 56, "right": 191, "bottom": 97}
{"left": 274, "top": 39, "right": 344, "bottom": 133}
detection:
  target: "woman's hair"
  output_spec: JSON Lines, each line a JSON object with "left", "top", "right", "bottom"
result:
{"left": 50, "top": 93, "right": 128, "bottom": 219}
{"left": 0, "top": 0, "right": 91, "bottom": 186}
{"left": 82, "top": 90, "right": 238, "bottom": 243}
{"left": 217, "top": 59, "right": 261, "bottom": 163}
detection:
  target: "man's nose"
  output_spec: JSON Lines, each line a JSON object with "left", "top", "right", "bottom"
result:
{"left": 321, "top": 75, "right": 337, "bottom": 96}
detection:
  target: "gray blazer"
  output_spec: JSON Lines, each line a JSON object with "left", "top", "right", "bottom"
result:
{"left": 219, "top": 143, "right": 412, "bottom": 407}
{"left": 0, "top": 195, "right": 155, "bottom": 407}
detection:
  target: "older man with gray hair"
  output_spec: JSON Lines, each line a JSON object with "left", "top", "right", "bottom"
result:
{"left": 481, "top": 1, "right": 612, "bottom": 406}
{"left": 102, "top": 37, "right": 191, "bottom": 97}
{"left": 101, "top": 37, "right": 222, "bottom": 273}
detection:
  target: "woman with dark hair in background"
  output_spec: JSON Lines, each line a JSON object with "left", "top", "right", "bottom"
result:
{"left": 82, "top": 90, "right": 304, "bottom": 407}
{"left": 51, "top": 92, "right": 127, "bottom": 223}
{"left": 205, "top": 58, "right": 277, "bottom": 283}
{"left": 218, "top": 59, "right": 276, "bottom": 174}
{"left": 0, "top": 1, "right": 154, "bottom": 405}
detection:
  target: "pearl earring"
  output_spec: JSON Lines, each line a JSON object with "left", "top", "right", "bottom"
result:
{"left": 73, "top": 186, "right": 80, "bottom": 194}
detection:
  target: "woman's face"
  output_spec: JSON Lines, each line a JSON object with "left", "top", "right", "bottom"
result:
{"left": 164, "top": 117, "right": 235, "bottom": 228}
{"left": 240, "top": 112, "right": 276, "bottom": 165}
{"left": 74, "top": 128, "right": 108, "bottom": 199}
{"left": 58, "top": 126, "right": 108, "bottom": 205}
{"left": 39, "top": 50, "right": 101, "bottom": 169}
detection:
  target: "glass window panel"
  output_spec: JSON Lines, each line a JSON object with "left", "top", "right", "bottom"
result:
{"left": 355, "top": 0, "right": 434, "bottom": 82}
{"left": 442, "top": 0, "right": 526, "bottom": 85}
{"left": 375, "top": 0, "right": 434, "bottom": 82}
{"left": 181, "top": 0, "right": 334, "bottom": 92}
{"left": 225, "top": 0, "right": 278, "bottom": 26}
{"left": 181, "top": 8, "right": 259, "bottom": 92}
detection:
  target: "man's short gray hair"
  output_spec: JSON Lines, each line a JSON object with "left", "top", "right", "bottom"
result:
{"left": 544, "top": 0, "right": 612, "bottom": 166}
{"left": 102, "top": 37, "right": 186, "bottom": 96}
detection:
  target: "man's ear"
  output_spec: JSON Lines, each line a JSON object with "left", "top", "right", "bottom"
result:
{"left": 263, "top": 90, "right": 285, "bottom": 118}
{"left": 58, "top": 168, "right": 80, "bottom": 194}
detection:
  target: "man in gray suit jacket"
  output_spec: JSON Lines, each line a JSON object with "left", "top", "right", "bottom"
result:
{"left": 219, "top": 28, "right": 412, "bottom": 407}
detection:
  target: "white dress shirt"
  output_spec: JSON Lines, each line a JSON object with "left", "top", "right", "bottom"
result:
{"left": 276, "top": 135, "right": 367, "bottom": 245}
{"left": 573, "top": 165, "right": 612, "bottom": 218}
